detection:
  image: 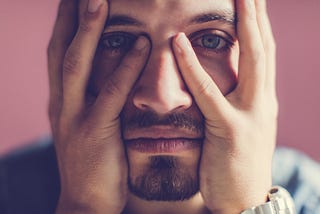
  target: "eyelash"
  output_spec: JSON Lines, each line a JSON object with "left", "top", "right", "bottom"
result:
{"left": 99, "top": 32, "right": 137, "bottom": 53}
{"left": 99, "top": 30, "right": 233, "bottom": 55}
{"left": 190, "top": 32, "right": 233, "bottom": 54}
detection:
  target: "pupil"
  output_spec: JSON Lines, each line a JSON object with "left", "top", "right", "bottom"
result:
{"left": 109, "top": 36, "right": 125, "bottom": 48}
{"left": 202, "top": 35, "right": 220, "bottom": 49}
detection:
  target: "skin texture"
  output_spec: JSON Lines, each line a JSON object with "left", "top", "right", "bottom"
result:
{"left": 47, "top": 0, "right": 277, "bottom": 213}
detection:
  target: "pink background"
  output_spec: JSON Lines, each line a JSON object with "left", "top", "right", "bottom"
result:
{"left": 0, "top": 1, "right": 319, "bottom": 161}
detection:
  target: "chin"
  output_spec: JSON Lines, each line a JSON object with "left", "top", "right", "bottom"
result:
{"left": 126, "top": 147, "right": 201, "bottom": 201}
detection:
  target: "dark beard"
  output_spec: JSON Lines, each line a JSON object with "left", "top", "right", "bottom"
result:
{"left": 128, "top": 156, "right": 199, "bottom": 201}
{"left": 122, "top": 110, "right": 204, "bottom": 134}
{"left": 122, "top": 110, "right": 203, "bottom": 201}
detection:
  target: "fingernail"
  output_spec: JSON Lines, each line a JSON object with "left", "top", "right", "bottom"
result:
{"left": 88, "top": 0, "right": 103, "bottom": 13}
{"left": 134, "top": 36, "right": 148, "bottom": 51}
{"left": 175, "top": 33, "right": 191, "bottom": 53}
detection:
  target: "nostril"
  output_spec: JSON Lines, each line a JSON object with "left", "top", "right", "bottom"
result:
{"left": 132, "top": 86, "right": 193, "bottom": 114}
{"left": 176, "top": 104, "right": 190, "bottom": 111}
{"left": 138, "top": 103, "right": 149, "bottom": 110}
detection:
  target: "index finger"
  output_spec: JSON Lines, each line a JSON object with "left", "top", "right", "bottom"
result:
{"left": 89, "top": 36, "right": 151, "bottom": 125}
{"left": 61, "top": 0, "right": 109, "bottom": 121}
{"left": 173, "top": 33, "right": 231, "bottom": 121}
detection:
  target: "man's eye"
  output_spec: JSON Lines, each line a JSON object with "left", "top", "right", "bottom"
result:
{"left": 100, "top": 33, "right": 136, "bottom": 51}
{"left": 202, "top": 35, "right": 224, "bottom": 49}
{"left": 191, "top": 34, "right": 232, "bottom": 52}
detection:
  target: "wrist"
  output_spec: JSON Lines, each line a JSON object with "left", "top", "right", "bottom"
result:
{"left": 56, "top": 193, "right": 124, "bottom": 214}
{"left": 207, "top": 186, "right": 296, "bottom": 214}
{"left": 204, "top": 186, "right": 271, "bottom": 214}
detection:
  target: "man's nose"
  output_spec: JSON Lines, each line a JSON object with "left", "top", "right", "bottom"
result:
{"left": 132, "top": 48, "right": 192, "bottom": 115}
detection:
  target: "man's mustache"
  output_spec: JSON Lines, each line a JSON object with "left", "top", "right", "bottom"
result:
{"left": 121, "top": 111, "right": 204, "bottom": 134}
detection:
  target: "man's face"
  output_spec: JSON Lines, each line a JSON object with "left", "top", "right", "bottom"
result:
{"left": 89, "top": 0, "right": 239, "bottom": 201}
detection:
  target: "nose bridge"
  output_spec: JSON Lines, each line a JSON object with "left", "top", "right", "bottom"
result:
{"left": 148, "top": 46, "right": 180, "bottom": 91}
{"left": 132, "top": 43, "right": 192, "bottom": 114}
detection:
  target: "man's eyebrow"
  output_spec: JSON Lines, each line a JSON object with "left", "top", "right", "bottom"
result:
{"left": 189, "top": 11, "right": 236, "bottom": 26}
{"left": 105, "top": 11, "right": 236, "bottom": 28}
{"left": 106, "top": 15, "right": 145, "bottom": 27}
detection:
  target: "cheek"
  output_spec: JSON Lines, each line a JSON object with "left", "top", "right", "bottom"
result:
{"left": 197, "top": 48, "right": 239, "bottom": 95}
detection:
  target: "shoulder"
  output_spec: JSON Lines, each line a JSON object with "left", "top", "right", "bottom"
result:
{"left": 0, "top": 137, "right": 60, "bottom": 214}
{"left": 273, "top": 147, "right": 320, "bottom": 213}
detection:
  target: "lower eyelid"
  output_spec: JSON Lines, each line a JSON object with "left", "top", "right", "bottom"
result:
{"left": 191, "top": 36, "right": 228, "bottom": 49}
{"left": 193, "top": 48, "right": 229, "bottom": 59}
{"left": 192, "top": 41, "right": 233, "bottom": 56}
{"left": 100, "top": 32, "right": 137, "bottom": 48}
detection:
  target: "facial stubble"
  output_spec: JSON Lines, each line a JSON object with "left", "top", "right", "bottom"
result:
{"left": 128, "top": 155, "right": 200, "bottom": 201}
{"left": 122, "top": 110, "right": 203, "bottom": 201}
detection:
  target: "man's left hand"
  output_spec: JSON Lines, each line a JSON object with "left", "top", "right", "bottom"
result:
{"left": 173, "top": 0, "right": 277, "bottom": 213}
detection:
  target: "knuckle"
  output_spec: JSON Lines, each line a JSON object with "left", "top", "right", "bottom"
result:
{"left": 185, "top": 61, "right": 196, "bottom": 72}
{"left": 78, "top": 19, "right": 93, "bottom": 34}
{"left": 57, "top": 117, "right": 72, "bottom": 138}
{"left": 63, "top": 49, "right": 81, "bottom": 74}
{"left": 103, "top": 78, "right": 122, "bottom": 98}
{"left": 120, "top": 60, "right": 136, "bottom": 73}
{"left": 243, "top": 47, "right": 265, "bottom": 65}
{"left": 252, "top": 51, "right": 265, "bottom": 64}
{"left": 47, "top": 40, "right": 57, "bottom": 59}
{"left": 197, "top": 78, "right": 214, "bottom": 97}
{"left": 264, "top": 38, "right": 276, "bottom": 55}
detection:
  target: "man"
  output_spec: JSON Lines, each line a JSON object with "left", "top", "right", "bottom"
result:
{"left": 1, "top": 0, "right": 320, "bottom": 213}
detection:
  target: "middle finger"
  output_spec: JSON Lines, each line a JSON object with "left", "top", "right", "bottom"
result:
{"left": 236, "top": 0, "right": 266, "bottom": 105}
{"left": 61, "top": 0, "right": 109, "bottom": 120}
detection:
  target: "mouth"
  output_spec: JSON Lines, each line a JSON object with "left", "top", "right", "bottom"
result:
{"left": 125, "top": 138, "right": 202, "bottom": 153}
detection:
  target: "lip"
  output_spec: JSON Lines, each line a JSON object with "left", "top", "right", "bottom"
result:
{"left": 125, "top": 138, "right": 202, "bottom": 153}
{"left": 123, "top": 126, "right": 203, "bottom": 140}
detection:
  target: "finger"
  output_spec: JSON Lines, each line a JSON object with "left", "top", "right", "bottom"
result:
{"left": 89, "top": 36, "right": 151, "bottom": 124}
{"left": 255, "top": 0, "right": 276, "bottom": 93}
{"left": 236, "top": 0, "right": 265, "bottom": 103}
{"left": 61, "top": 0, "right": 108, "bottom": 120}
{"left": 173, "top": 33, "right": 230, "bottom": 120}
{"left": 47, "top": 0, "right": 78, "bottom": 130}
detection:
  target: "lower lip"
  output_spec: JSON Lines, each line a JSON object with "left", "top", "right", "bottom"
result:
{"left": 125, "top": 138, "right": 202, "bottom": 153}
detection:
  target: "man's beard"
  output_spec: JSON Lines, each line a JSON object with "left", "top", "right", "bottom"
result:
{"left": 121, "top": 110, "right": 204, "bottom": 201}
{"left": 128, "top": 156, "right": 199, "bottom": 201}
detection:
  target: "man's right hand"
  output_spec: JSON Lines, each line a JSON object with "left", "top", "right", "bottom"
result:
{"left": 47, "top": 0, "right": 150, "bottom": 213}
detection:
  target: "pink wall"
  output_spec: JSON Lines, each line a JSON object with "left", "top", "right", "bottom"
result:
{"left": 1, "top": 0, "right": 319, "bottom": 161}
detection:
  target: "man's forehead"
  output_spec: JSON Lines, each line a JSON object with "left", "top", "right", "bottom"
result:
{"left": 109, "top": 0, "right": 235, "bottom": 20}
{"left": 108, "top": 0, "right": 235, "bottom": 29}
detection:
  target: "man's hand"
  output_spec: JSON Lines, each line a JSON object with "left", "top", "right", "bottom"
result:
{"left": 173, "top": 0, "right": 277, "bottom": 213}
{"left": 47, "top": 0, "right": 150, "bottom": 213}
